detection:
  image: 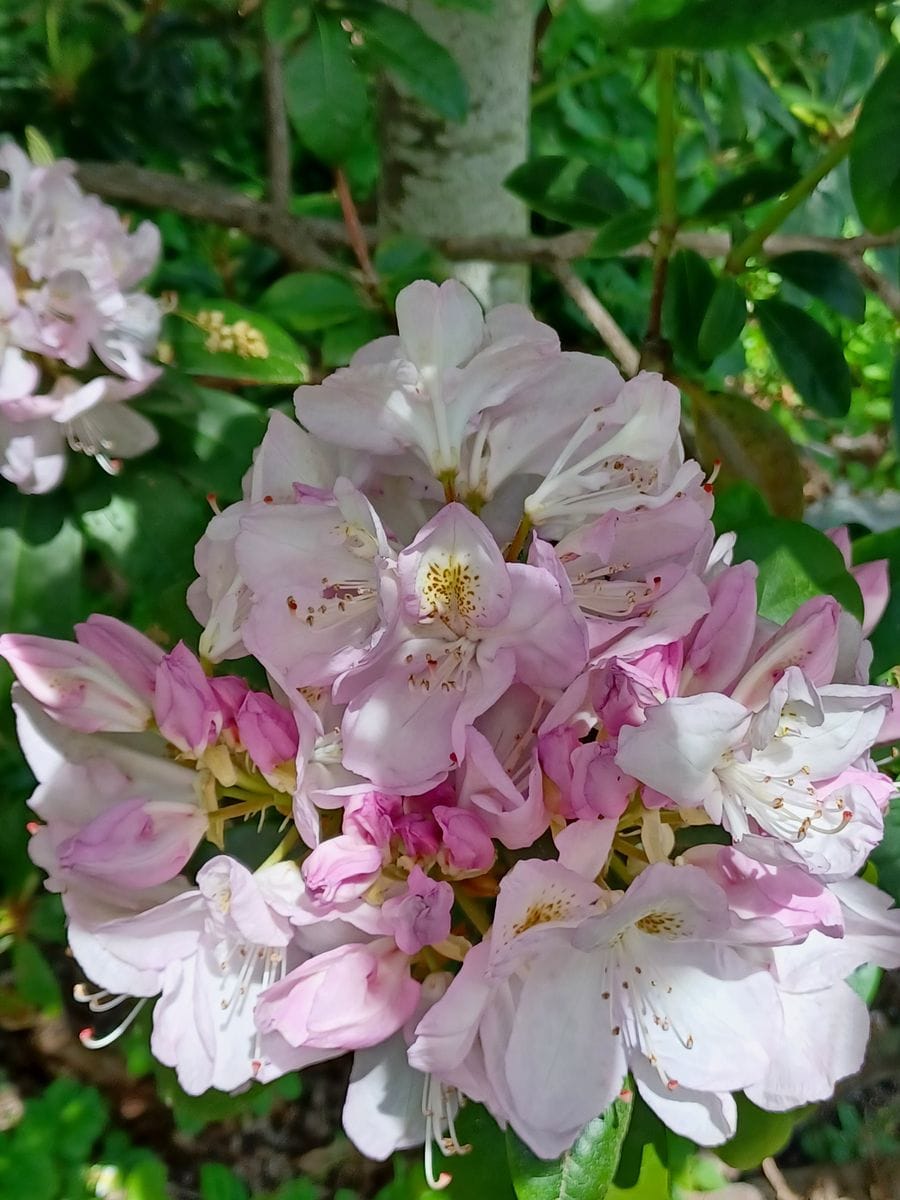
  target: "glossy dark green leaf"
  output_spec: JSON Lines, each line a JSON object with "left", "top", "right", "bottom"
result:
{"left": 606, "top": 1144, "right": 668, "bottom": 1198}
{"left": 692, "top": 389, "right": 804, "bottom": 518}
{"left": 871, "top": 800, "right": 900, "bottom": 903}
{"left": 852, "top": 525, "right": 900, "bottom": 677}
{"left": 847, "top": 962, "right": 883, "bottom": 1005}
{"left": 695, "top": 165, "right": 797, "bottom": 219}
{"left": 576, "top": 0, "right": 881, "bottom": 49}
{"left": 200, "top": 1163, "right": 250, "bottom": 1200}
{"left": 731, "top": 518, "right": 864, "bottom": 624}
{"left": 77, "top": 469, "right": 212, "bottom": 649}
{"left": 165, "top": 299, "right": 308, "bottom": 386}
{"left": 342, "top": 2, "right": 468, "bottom": 121}
{"left": 662, "top": 249, "right": 716, "bottom": 365}
{"left": 258, "top": 272, "right": 367, "bottom": 332}
{"left": 717, "top": 1095, "right": 812, "bottom": 1171}
{"left": 850, "top": 49, "right": 900, "bottom": 234}
{"left": 755, "top": 297, "right": 851, "bottom": 417}
{"left": 284, "top": 15, "right": 368, "bottom": 163}
{"left": 0, "top": 491, "right": 84, "bottom": 636}
{"left": 141, "top": 383, "right": 267, "bottom": 503}
{"left": 507, "top": 1092, "right": 633, "bottom": 1200}
{"left": 263, "top": 0, "right": 311, "bottom": 43}
{"left": 771, "top": 251, "right": 866, "bottom": 322}
{"left": 697, "top": 276, "right": 747, "bottom": 363}
{"left": 590, "top": 210, "right": 655, "bottom": 256}
{"left": 505, "top": 157, "right": 629, "bottom": 227}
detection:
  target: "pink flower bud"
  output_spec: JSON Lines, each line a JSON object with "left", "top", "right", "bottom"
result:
{"left": 302, "top": 834, "right": 384, "bottom": 906}
{"left": 153, "top": 642, "right": 222, "bottom": 755}
{"left": 209, "top": 675, "right": 251, "bottom": 735}
{"left": 382, "top": 866, "right": 453, "bottom": 955}
{"left": 434, "top": 806, "right": 495, "bottom": 873}
{"left": 0, "top": 632, "right": 152, "bottom": 732}
{"left": 733, "top": 596, "right": 840, "bottom": 709}
{"left": 255, "top": 938, "right": 420, "bottom": 1051}
{"left": 236, "top": 692, "right": 299, "bottom": 773}
{"left": 56, "top": 795, "right": 206, "bottom": 889}
{"left": 74, "top": 615, "right": 164, "bottom": 699}
{"left": 343, "top": 792, "right": 402, "bottom": 848}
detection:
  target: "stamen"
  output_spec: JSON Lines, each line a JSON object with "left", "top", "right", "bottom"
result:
{"left": 79, "top": 998, "right": 148, "bottom": 1049}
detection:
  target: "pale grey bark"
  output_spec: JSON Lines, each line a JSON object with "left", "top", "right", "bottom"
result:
{"left": 378, "top": 0, "right": 536, "bottom": 307}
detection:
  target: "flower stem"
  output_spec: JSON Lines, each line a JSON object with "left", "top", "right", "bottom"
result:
{"left": 454, "top": 888, "right": 491, "bottom": 936}
{"left": 259, "top": 826, "right": 300, "bottom": 870}
{"left": 644, "top": 49, "right": 678, "bottom": 351}
{"left": 505, "top": 514, "right": 532, "bottom": 562}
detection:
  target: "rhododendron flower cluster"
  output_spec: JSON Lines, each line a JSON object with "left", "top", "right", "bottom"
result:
{"left": 0, "top": 140, "right": 161, "bottom": 493}
{"left": 4, "top": 279, "right": 899, "bottom": 1187}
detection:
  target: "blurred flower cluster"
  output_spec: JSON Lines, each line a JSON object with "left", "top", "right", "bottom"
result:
{"left": 0, "top": 140, "right": 161, "bottom": 493}
{"left": 3, "top": 280, "right": 899, "bottom": 1188}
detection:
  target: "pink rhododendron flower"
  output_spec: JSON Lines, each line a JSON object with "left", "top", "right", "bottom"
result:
{"left": 0, "top": 140, "right": 161, "bottom": 492}
{"left": 7, "top": 276, "right": 899, "bottom": 1178}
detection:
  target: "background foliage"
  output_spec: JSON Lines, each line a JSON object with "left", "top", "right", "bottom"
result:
{"left": 0, "top": 1, "right": 898, "bottom": 1197}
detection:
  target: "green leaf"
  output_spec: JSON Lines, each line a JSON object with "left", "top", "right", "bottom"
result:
{"left": 697, "top": 276, "right": 747, "bottom": 363}
{"left": 662, "top": 249, "right": 715, "bottom": 366}
{"left": 200, "top": 1163, "right": 250, "bottom": 1200}
{"left": 507, "top": 1092, "right": 633, "bottom": 1200}
{"left": 12, "top": 940, "right": 62, "bottom": 1013}
{"left": 24, "top": 126, "right": 54, "bottom": 164}
{"left": 576, "top": 0, "right": 881, "bottom": 49}
{"left": 850, "top": 49, "right": 900, "bottom": 235}
{"left": 322, "top": 313, "right": 392, "bottom": 366}
{"left": 141, "top": 383, "right": 267, "bottom": 503}
{"left": 847, "top": 962, "right": 882, "bottom": 1005}
{"left": 871, "top": 799, "right": 900, "bottom": 903}
{"left": 852, "top": 526, "right": 900, "bottom": 677}
{"left": 590, "top": 210, "right": 655, "bottom": 256}
{"left": 695, "top": 165, "right": 798, "bottom": 220}
{"left": 284, "top": 14, "right": 368, "bottom": 163}
{"left": 0, "top": 491, "right": 84, "bottom": 636}
{"left": 770, "top": 252, "right": 866, "bottom": 322}
{"left": 505, "top": 157, "right": 629, "bottom": 227}
{"left": 716, "top": 1095, "right": 811, "bottom": 1172}
{"left": 691, "top": 389, "right": 804, "bottom": 519}
{"left": 343, "top": 2, "right": 469, "bottom": 121}
{"left": 77, "top": 468, "right": 211, "bottom": 648}
{"left": 755, "top": 297, "right": 851, "bottom": 417}
{"left": 263, "top": 0, "right": 311, "bottom": 43}
{"left": 730, "top": 519, "right": 864, "bottom": 624}
{"left": 606, "top": 1144, "right": 668, "bottom": 1198}
{"left": 125, "top": 1158, "right": 171, "bottom": 1200}
{"left": 258, "top": 272, "right": 367, "bottom": 332}
{"left": 165, "top": 299, "right": 308, "bottom": 385}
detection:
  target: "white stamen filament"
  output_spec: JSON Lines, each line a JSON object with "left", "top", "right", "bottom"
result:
{"left": 79, "top": 997, "right": 148, "bottom": 1049}
{"left": 421, "top": 1075, "right": 470, "bottom": 1190}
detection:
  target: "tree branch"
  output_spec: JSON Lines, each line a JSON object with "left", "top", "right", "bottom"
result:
{"left": 74, "top": 161, "right": 900, "bottom": 294}
{"left": 551, "top": 262, "right": 641, "bottom": 376}
{"left": 847, "top": 255, "right": 900, "bottom": 318}
{"left": 261, "top": 34, "right": 292, "bottom": 212}
{"left": 75, "top": 162, "right": 339, "bottom": 271}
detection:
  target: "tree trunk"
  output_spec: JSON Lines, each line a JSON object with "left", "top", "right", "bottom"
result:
{"left": 377, "top": 0, "right": 535, "bottom": 307}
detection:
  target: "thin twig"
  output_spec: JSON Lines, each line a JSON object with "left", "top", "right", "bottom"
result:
{"left": 646, "top": 49, "right": 678, "bottom": 345}
{"left": 334, "top": 167, "right": 378, "bottom": 290}
{"left": 847, "top": 255, "right": 900, "bottom": 318}
{"left": 261, "top": 34, "right": 292, "bottom": 211}
{"left": 726, "top": 135, "right": 852, "bottom": 273}
{"left": 551, "top": 261, "right": 641, "bottom": 376}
